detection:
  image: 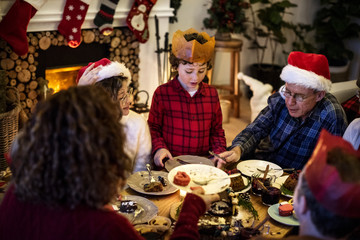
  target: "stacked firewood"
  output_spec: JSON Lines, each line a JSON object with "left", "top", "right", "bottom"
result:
{"left": 0, "top": 27, "right": 140, "bottom": 117}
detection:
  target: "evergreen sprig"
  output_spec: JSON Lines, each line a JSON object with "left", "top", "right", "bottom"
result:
{"left": 238, "top": 196, "right": 259, "bottom": 220}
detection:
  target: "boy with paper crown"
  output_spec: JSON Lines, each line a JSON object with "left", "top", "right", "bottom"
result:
{"left": 218, "top": 51, "right": 347, "bottom": 169}
{"left": 148, "top": 28, "right": 226, "bottom": 168}
{"left": 76, "top": 58, "right": 152, "bottom": 173}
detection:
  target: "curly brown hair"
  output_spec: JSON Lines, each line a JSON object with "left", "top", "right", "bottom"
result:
{"left": 11, "top": 86, "right": 132, "bottom": 209}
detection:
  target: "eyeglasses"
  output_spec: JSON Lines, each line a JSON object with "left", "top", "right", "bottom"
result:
{"left": 119, "top": 89, "right": 133, "bottom": 104}
{"left": 281, "top": 87, "right": 314, "bottom": 102}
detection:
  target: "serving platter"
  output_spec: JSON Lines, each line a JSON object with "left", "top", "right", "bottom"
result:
{"left": 127, "top": 171, "right": 178, "bottom": 196}
{"left": 168, "top": 164, "right": 230, "bottom": 194}
{"left": 237, "top": 160, "right": 283, "bottom": 178}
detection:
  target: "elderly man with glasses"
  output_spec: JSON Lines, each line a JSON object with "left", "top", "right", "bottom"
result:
{"left": 218, "top": 51, "right": 347, "bottom": 170}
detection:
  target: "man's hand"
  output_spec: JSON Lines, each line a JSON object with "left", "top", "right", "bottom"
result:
{"left": 77, "top": 63, "right": 102, "bottom": 86}
{"left": 210, "top": 156, "right": 227, "bottom": 169}
{"left": 216, "top": 146, "right": 242, "bottom": 168}
{"left": 190, "top": 186, "right": 220, "bottom": 211}
{"left": 154, "top": 148, "right": 173, "bottom": 167}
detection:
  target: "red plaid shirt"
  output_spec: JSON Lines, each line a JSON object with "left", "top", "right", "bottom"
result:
{"left": 148, "top": 77, "right": 226, "bottom": 157}
{"left": 342, "top": 94, "right": 360, "bottom": 123}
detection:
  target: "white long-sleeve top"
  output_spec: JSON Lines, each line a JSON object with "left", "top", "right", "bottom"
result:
{"left": 120, "top": 110, "right": 152, "bottom": 172}
{"left": 343, "top": 118, "right": 360, "bottom": 150}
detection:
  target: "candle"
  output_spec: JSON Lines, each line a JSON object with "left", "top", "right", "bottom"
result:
{"left": 180, "top": 189, "right": 187, "bottom": 198}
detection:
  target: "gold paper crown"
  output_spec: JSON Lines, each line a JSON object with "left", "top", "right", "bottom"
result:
{"left": 171, "top": 28, "right": 215, "bottom": 63}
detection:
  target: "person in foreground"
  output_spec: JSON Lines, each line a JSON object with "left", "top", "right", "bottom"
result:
{"left": 77, "top": 58, "right": 152, "bottom": 173}
{"left": 0, "top": 86, "right": 220, "bottom": 240}
{"left": 257, "top": 129, "right": 360, "bottom": 240}
{"left": 219, "top": 51, "right": 347, "bottom": 169}
{"left": 343, "top": 117, "right": 360, "bottom": 150}
{"left": 148, "top": 28, "right": 226, "bottom": 168}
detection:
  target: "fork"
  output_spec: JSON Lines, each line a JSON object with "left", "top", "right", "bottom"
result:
{"left": 257, "top": 168, "right": 295, "bottom": 172}
{"left": 146, "top": 164, "right": 156, "bottom": 183}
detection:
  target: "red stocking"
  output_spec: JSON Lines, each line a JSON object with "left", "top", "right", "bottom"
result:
{"left": 58, "top": 0, "right": 91, "bottom": 48}
{"left": 0, "top": 0, "right": 47, "bottom": 56}
{"left": 126, "top": 0, "right": 157, "bottom": 43}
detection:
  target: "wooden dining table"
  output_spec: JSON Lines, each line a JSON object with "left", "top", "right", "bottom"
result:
{"left": 121, "top": 181, "right": 297, "bottom": 239}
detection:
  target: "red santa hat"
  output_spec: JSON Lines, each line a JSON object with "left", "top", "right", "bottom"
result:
{"left": 280, "top": 51, "right": 332, "bottom": 92}
{"left": 304, "top": 129, "right": 360, "bottom": 218}
{"left": 76, "top": 58, "right": 131, "bottom": 84}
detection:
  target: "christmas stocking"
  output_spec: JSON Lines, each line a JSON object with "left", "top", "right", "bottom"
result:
{"left": 0, "top": 0, "right": 47, "bottom": 56}
{"left": 94, "top": 0, "right": 120, "bottom": 36}
{"left": 126, "top": 0, "right": 157, "bottom": 43}
{"left": 58, "top": 0, "right": 92, "bottom": 48}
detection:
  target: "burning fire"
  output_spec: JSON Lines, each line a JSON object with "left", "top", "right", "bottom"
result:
{"left": 45, "top": 66, "right": 82, "bottom": 94}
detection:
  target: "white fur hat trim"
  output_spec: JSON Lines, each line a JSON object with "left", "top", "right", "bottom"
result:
{"left": 96, "top": 61, "right": 132, "bottom": 83}
{"left": 280, "top": 64, "right": 331, "bottom": 92}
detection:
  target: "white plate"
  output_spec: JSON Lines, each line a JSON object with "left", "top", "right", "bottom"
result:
{"left": 117, "top": 195, "right": 158, "bottom": 225}
{"left": 165, "top": 155, "right": 214, "bottom": 172}
{"left": 268, "top": 203, "right": 299, "bottom": 226}
{"left": 127, "top": 171, "right": 178, "bottom": 196}
{"left": 273, "top": 175, "right": 293, "bottom": 198}
{"left": 237, "top": 160, "right": 283, "bottom": 178}
{"left": 168, "top": 164, "right": 230, "bottom": 194}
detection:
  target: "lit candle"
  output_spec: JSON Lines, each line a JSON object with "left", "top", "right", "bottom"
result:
{"left": 180, "top": 189, "right": 187, "bottom": 198}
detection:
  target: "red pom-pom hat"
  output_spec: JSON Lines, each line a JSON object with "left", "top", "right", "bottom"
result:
{"left": 76, "top": 58, "right": 131, "bottom": 84}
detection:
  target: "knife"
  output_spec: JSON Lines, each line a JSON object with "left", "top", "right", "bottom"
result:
{"left": 209, "top": 151, "right": 226, "bottom": 161}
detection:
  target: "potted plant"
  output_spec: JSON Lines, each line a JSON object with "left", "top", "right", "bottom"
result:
{"left": 203, "top": 0, "right": 250, "bottom": 40}
{"left": 244, "top": 0, "right": 299, "bottom": 90}
{"left": 312, "top": 0, "right": 360, "bottom": 82}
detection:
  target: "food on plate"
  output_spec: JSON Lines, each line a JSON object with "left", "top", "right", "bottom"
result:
{"left": 208, "top": 200, "right": 232, "bottom": 216}
{"left": 230, "top": 174, "right": 246, "bottom": 192}
{"left": 283, "top": 170, "right": 300, "bottom": 192}
{"left": 149, "top": 216, "right": 171, "bottom": 229}
{"left": 119, "top": 200, "right": 137, "bottom": 213}
{"left": 135, "top": 217, "right": 171, "bottom": 238}
{"left": 251, "top": 176, "right": 271, "bottom": 196}
{"left": 173, "top": 171, "right": 191, "bottom": 186}
{"left": 157, "top": 176, "right": 167, "bottom": 186}
{"left": 144, "top": 182, "right": 164, "bottom": 192}
{"left": 134, "top": 224, "right": 159, "bottom": 235}
{"left": 197, "top": 215, "right": 230, "bottom": 236}
{"left": 278, "top": 202, "right": 294, "bottom": 216}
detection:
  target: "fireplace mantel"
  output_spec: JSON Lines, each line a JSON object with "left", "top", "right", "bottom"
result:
{"left": 0, "top": 0, "right": 173, "bottom": 103}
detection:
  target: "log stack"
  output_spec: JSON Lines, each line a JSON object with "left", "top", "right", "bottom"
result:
{"left": 0, "top": 27, "right": 140, "bottom": 118}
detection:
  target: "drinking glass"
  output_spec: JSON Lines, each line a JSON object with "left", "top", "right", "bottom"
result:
{"left": 251, "top": 174, "right": 272, "bottom": 196}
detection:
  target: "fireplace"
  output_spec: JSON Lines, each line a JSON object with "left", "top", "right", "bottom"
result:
{"left": 45, "top": 66, "right": 82, "bottom": 94}
{"left": 0, "top": 0, "right": 172, "bottom": 117}
{"left": 0, "top": 27, "right": 140, "bottom": 116}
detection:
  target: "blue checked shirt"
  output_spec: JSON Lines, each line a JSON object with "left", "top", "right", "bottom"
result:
{"left": 231, "top": 92, "right": 348, "bottom": 169}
